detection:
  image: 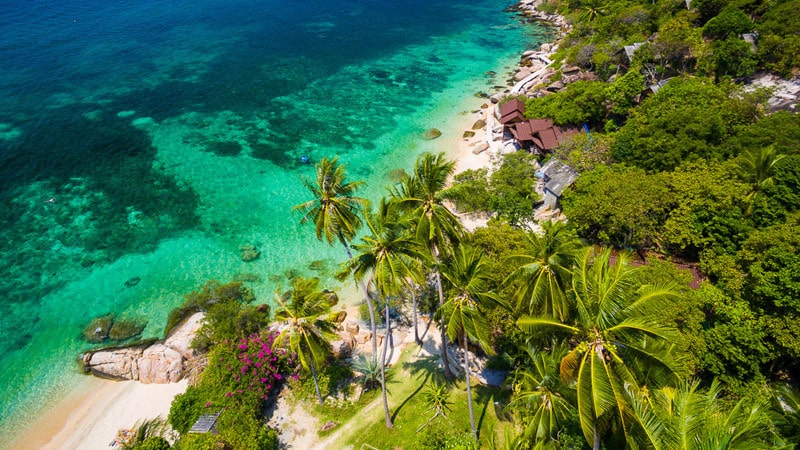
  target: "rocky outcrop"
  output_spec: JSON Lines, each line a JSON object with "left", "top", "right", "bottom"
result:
{"left": 137, "top": 344, "right": 183, "bottom": 383}
{"left": 84, "top": 345, "right": 145, "bottom": 380}
{"left": 164, "top": 312, "right": 204, "bottom": 360}
{"left": 82, "top": 312, "right": 205, "bottom": 383}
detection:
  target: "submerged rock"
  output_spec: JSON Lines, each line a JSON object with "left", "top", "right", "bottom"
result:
{"left": 240, "top": 245, "right": 261, "bottom": 262}
{"left": 83, "top": 315, "right": 114, "bottom": 343}
{"left": 124, "top": 277, "right": 141, "bottom": 288}
{"left": 422, "top": 128, "right": 442, "bottom": 140}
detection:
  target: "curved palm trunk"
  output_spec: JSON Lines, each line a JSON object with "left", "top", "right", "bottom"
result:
{"left": 309, "top": 356, "right": 323, "bottom": 405}
{"left": 462, "top": 332, "right": 477, "bottom": 442}
{"left": 339, "top": 232, "right": 378, "bottom": 364}
{"left": 381, "top": 299, "right": 393, "bottom": 429}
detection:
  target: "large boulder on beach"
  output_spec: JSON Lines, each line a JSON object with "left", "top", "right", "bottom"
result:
{"left": 137, "top": 344, "right": 183, "bottom": 384}
{"left": 164, "top": 312, "right": 204, "bottom": 360}
{"left": 84, "top": 347, "right": 145, "bottom": 380}
{"left": 472, "top": 142, "right": 490, "bottom": 155}
{"left": 471, "top": 119, "right": 486, "bottom": 130}
{"left": 514, "top": 68, "right": 532, "bottom": 81}
{"left": 82, "top": 312, "right": 206, "bottom": 383}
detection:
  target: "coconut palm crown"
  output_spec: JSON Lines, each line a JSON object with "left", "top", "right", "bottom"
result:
{"left": 504, "top": 220, "right": 583, "bottom": 321}
{"left": 272, "top": 277, "right": 338, "bottom": 405}
{"left": 294, "top": 156, "right": 369, "bottom": 254}
{"left": 518, "top": 248, "right": 684, "bottom": 449}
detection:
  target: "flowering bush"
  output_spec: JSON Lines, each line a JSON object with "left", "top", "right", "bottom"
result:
{"left": 219, "top": 332, "right": 297, "bottom": 400}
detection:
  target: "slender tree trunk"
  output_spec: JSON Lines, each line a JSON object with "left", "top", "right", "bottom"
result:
{"left": 381, "top": 299, "right": 393, "bottom": 429}
{"left": 340, "top": 234, "right": 378, "bottom": 364}
{"left": 463, "top": 332, "right": 477, "bottom": 442}
{"left": 435, "top": 269, "right": 454, "bottom": 379}
{"left": 432, "top": 244, "right": 453, "bottom": 379}
{"left": 410, "top": 283, "right": 421, "bottom": 345}
{"left": 593, "top": 423, "right": 600, "bottom": 450}
{"left": 310, "top": 356, "right": 323, "bottom": 405}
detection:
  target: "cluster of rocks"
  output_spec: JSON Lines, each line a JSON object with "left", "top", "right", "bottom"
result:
{"left": 515, "top": 0, "right": 570, "bottom": 29}
{"left": 489, "top": 1, "right": 601, "bottom": 107}
{"left": 82, "top": 313, "right": 204, "bottom": 384}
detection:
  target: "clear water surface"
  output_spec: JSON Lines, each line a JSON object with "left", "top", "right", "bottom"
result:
{"left": 0, "top": 0, "right": 549, "bottom": 442}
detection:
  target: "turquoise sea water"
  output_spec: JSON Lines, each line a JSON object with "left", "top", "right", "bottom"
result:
{"left": 0, "top": 0, "right": 548, "bottom": 443}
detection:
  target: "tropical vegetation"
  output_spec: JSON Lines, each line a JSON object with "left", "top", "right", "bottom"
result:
{"left": 118, "top": 0, "right": 800, "bottom": 448}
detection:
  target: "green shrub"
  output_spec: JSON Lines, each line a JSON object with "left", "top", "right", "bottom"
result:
{"left": 168, "top": 385, "right": 204, "bottom": 435}
{"left": 128, "top": 436, "right": 171, "bottom": 450}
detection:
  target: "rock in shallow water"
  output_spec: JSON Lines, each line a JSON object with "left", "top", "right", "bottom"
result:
{"left": 422, "top": 128, "right": 442, "bottom": 140}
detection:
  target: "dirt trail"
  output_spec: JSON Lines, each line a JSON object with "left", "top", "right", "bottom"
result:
{"left": 269, "top": 318, "right": 444, "bottom": 449}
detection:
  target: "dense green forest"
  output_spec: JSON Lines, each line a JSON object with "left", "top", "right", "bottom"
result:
{"left": 120, "top": 0, "right": 800, "bottom": 448}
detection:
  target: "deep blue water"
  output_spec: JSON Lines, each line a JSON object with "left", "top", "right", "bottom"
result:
{"left": 0, "top": 0, "right": 548, "bottom": 444}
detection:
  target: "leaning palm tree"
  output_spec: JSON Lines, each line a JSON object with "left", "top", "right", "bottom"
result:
{"left": 294, "top": 157, "right": 379, "bottom": 363}
{"left": 272, "top": 277, "right": 338, "bottom": 405}
{"left": 392, "top": 151, "right": 464, "bottom": 378}
{"left": 518, "top": 248, "right": 684, "bottom": 449}
{"left": 439, "top": 245, "right": 506, "bottom": 442}
{"left": 504, "top": 220, "right": 583, "bottom": 321}
{"left": 341, "top": 198, "right": 426, "bottom": 428}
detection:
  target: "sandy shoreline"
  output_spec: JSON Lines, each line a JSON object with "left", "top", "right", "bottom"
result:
{"left": 10, "top": 109, "right": 496, "bottom": 450}
{"left": 11, "top": 4, "right": 557, "bottom": 447}
{"left": 10, "top": 377, "right": 187, "bottom": 450}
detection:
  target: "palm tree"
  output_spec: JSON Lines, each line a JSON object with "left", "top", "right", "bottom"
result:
{"left": 517, "top": 248, "right": 684, "bottom": 449}
{"left": 579, "top": 0, "right": 607, "bottom": 22}
{"left": 506, "top": 343, "right": 576, "bottom": 443}
{"left": 504, "top": 220, "right": 583, "bottom": 321}
{"left": 272, "top": 277, "right": 338, "bottom": 405}
{"left": 737, "top": 145, "right": 787, "bottom": 214}
{"left": 341, "top": 198, "right": 426, "bottom": 428}
{"left": 439, "top": 245, "right": 506, "bottom": 441}
{"left": 392, "top": 151, "right": 464, "bottom": 378}
{"left": 294, "top": 157, "right": 379, "bottom": 363}
{"left": 626, "top": 379, "right": 789, "bottom": 449}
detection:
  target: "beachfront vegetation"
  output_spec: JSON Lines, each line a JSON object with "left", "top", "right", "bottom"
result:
{"left": 135, "top": 1, "right": 800, "bottom": 448}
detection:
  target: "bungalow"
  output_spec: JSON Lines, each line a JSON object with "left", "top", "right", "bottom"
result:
{"left": 538, "top": 158, "right": 579, "bottom": 210}
{"left": 498, "top": 99, "right": 579, "bottom": 154}
{"left": 509, "top": 118, "right": 580, "bottom": 154}
{"left": 499, "top": 97, "right": 526, "bottom": 124}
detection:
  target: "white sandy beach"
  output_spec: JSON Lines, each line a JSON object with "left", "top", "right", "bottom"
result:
{"left": 12, "top": 378, "right": 187, "bottom": 450}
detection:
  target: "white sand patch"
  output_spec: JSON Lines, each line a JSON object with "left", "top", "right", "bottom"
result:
{"left": 32, "top": 379, "right": 187, "bottom": 450}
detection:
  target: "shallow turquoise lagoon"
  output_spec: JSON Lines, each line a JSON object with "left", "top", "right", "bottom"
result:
{"left": 0, "top": 0, "right": 549, "bottom": 442}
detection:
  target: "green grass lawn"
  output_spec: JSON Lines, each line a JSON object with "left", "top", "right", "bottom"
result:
{"left": 323, "top": 345, "right": 514, "bottom": 449}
